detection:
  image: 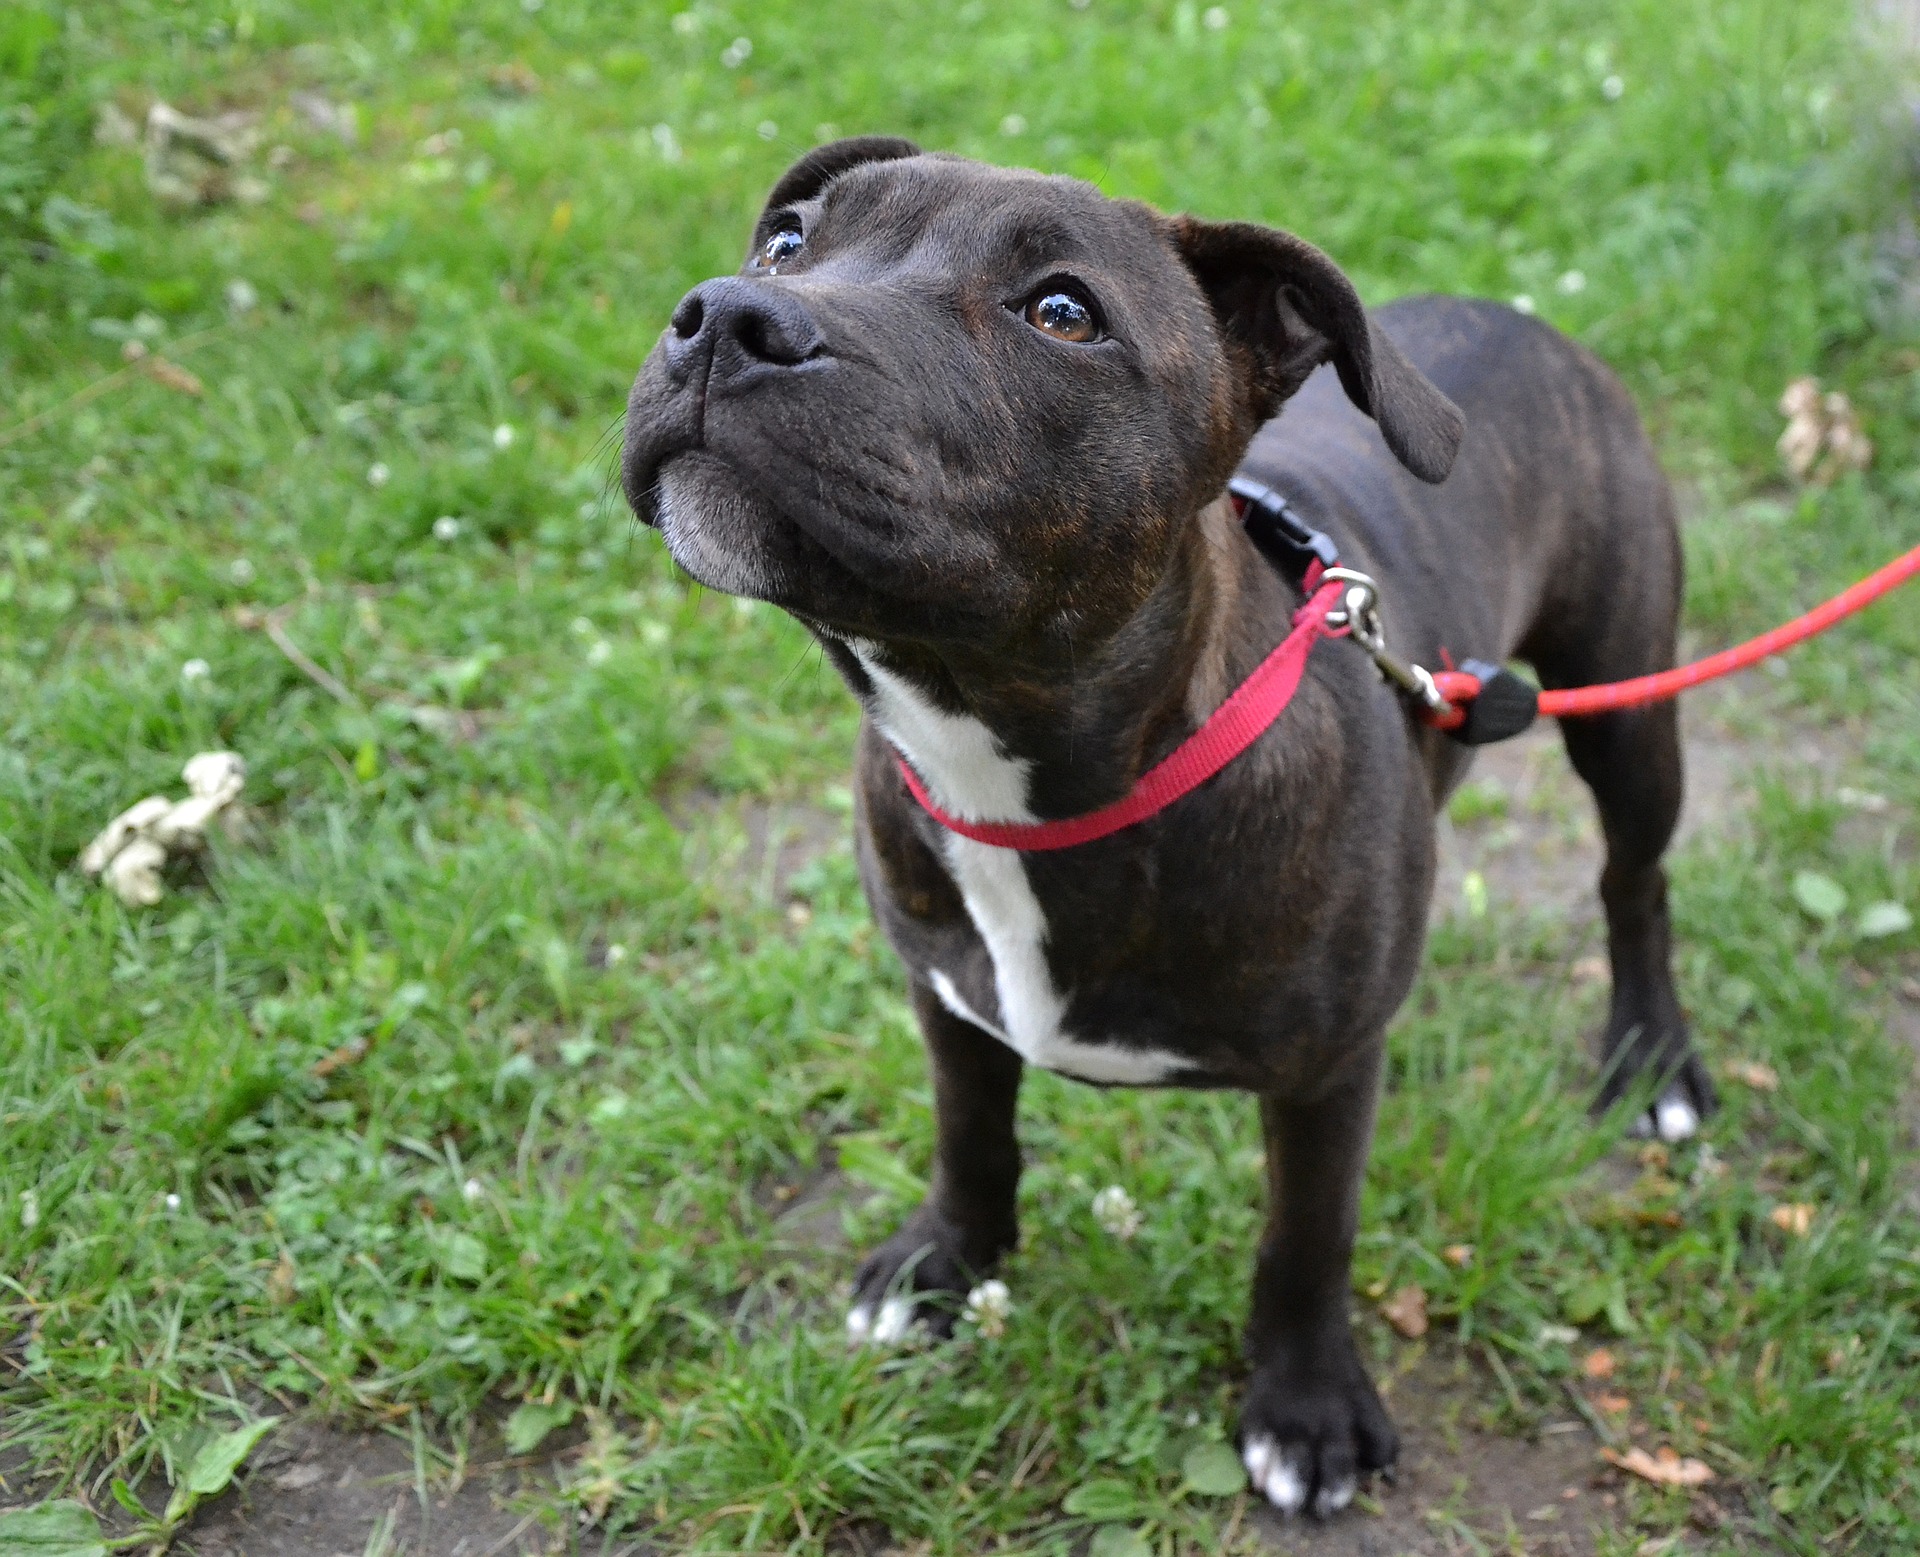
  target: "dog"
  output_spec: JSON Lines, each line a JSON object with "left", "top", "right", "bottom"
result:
{"left": 621, "top": 138, "right": 1715, "bottom": 1516}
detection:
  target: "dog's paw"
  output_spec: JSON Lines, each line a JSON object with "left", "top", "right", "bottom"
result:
{"left": 1599, "top": 1035, "right": 1717, "bottom": 1144}
{"left": 1237, "top": 1351, "right": 1396, "bottom": 1518}
{"left": 845, "top": 1202, "right": 1010, "bottom": 1346}
{"left": 844, "top": 1294, "right": 919, "bottom": 1346}
{"left": 1614, "top": 1051, "right": 1717, "bottom": 1143}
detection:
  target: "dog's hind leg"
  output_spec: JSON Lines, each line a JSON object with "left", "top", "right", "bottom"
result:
{"left": 845, "top": 980, "right": 1023, "bottom": 1344}
{"left": 1553, "top": 695, "right": 1716, "bottom": 1140}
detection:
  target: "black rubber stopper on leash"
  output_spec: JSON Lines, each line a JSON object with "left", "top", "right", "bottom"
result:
{"left": 1448, "top": 659, "right": 1539, "bottom": 745}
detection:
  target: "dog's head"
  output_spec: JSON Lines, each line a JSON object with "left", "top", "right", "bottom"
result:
{"left": 622, "top": 140, "right": 1461, "bottom": 654}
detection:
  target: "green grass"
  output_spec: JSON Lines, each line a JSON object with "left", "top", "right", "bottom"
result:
{"left": 3, "top": 0, "right": 1919, "bottom": 1552}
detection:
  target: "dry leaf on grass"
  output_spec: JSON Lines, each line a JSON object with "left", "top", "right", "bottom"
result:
{"left": 311, "top": 1037, "right": 370, "bottom": 1078}
{"left": 1442, "top": 1243, "right": 1474, "bottom": 1268}
{"left": 1725, "top": 1059, "right": 1779, "bottom": 1091}
{"left": 266, "top": 1252, "right": 297, "bottom": 1305}
{"left": 1379, "top": 1284, "right": 1428, "bottom": 1339}
{"left": 1583, "top": 1347, "right": 1616, "bottom": 1380}
{"left": 1770, "top": 1203, "right": 1815, "bottom": 1237}
{"left": 145, "top": 356, "right": 204, "bottom": 396}
{"left": 1603, "top": 1445, "right": 1714, "bottom": 1488}
{"left": 1595, "top": 1392, "right": 1631, "bottom": 1415}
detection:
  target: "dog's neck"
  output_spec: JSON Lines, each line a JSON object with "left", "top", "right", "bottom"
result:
{"left": 818, "top": 495, "right": 1278, "bottom": 824}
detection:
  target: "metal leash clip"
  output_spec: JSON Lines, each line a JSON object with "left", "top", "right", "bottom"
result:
{"left": 1318, "top": 566, "right": 1451, "bottom": 715}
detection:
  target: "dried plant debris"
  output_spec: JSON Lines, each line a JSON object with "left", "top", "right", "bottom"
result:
{"left": 79, "top": 752, "right": 246, "bottom": 905}
{"left": 1602, "top": 1445, "right": 1714, "bottom": 1488}
{"left": 1777, "top": 376, "right": 1872, "bottom": 484}
{"left": 1380, "top": 1283, "right": 1429, "bottom": 1339}
{"left": 144, "top": 102, "right": 266, "bottom": 207}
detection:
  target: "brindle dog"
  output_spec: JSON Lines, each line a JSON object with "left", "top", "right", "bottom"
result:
{"left": 621, "top": 137, "right": 1713, "bottom": 1516}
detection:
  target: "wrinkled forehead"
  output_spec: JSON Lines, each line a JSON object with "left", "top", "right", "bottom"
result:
{"left": 789, "top": 155, "right": 1184, "bottom": 289}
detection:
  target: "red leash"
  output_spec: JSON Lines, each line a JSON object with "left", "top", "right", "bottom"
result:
{"left": 1485, "top": 541, "right": 1920, "bottom": 719}
{"left": 897, "top": 519, "right": 1920, "bottom": 852}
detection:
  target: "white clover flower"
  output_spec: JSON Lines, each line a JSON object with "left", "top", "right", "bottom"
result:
{"left": 1556, "top": 269, "right": 1587, "bottom": 295}
{"left": 225, "top": 278, "right": 258, "bottom": 314}
{"left": 1602, "top": 74, "right": 1625, "bottom": 100}
{"left": 462, "top": 1177, "right": 485, "bottom": 1204}
{"left": 964, "top": 1279, "right": 1012, "bottom": 1338}
{"left": 433, "top": 515, "right": 463, "bottom": 541}
{"left": 367, "top": 461, "right": 391, "bottom": 487}
{"left": 181, "top": 658, "right": 211, "bottom": 683}
{"left": 165, "top": 1192, "right": 182, "bottom": 1212}
{"left": 1092, "top": 1184, "right": 1142, "bottom": 1240}
{"left": 1537, "top": 1321, "right": 1579, "bottom": 1345}
{"left": 586, "top": 639, "right": 613, "bottom": 666}
{"left": 20, "top": 1190, "right": 40, "bottom": 1229}
{"left": 1203, "top": 6, "right": 1230, "bottom": 28}
{"left": 999, "top": 113, "right": 1027, "bottom": 137}
{"left": 492, "top": 423, "right": 516, "bottom": 449}
{"left": 228, "top": 557, "right": 255, "bottom": 585}
{"left": 604, "top": 943, "right": 628, "bottom": 965}
{"left": 1510, "top": 294, "right": 1536, "bottom": 316}
{"left": 570, "top": 616, "right": 596, "bottom": 637}
{"left": 720, "top": 36, "right": 752, "bottom": 68}
{"left": 757, "top": 119, "right": 778, "bottom": 141}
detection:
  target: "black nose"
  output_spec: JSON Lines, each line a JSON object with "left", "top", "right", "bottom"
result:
{"left": 663, "top": 276, "right": 828, "bottom": 387}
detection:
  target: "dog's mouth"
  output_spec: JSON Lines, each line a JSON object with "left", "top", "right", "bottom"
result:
{"left": 647, "top": 452, "right": 805, "bottom": 601}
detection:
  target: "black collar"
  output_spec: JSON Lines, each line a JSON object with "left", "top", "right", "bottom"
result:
{"left": 1227, "top": 475, "right": 1341, "bottom": 587}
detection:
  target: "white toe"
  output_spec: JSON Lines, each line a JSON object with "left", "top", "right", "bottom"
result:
{"left": 1313, "top": 1477, "right": 1355, "bottom": 1517}
{"left": 1263, "top": 1448, "right": 1307, "bottom": 1514}
{"left": 1242, "top": 1434, "right": 1273, "bottom": 1486}
{"left": 845, "top": 1303, "right": 873, "bottom": 1342}
{"left": 1626, "top": 1109, "right": 1655, "bottom": 1139}
{"left": 1655, "top": 1094, "right": 1700, "bottom": 1143}
{"left": 870, "top": 1295, "right": 916, "bottom": 1344}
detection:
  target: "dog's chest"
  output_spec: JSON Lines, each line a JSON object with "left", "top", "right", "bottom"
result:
{"left": 853, "top": 648, "right": 1186, "bottom": 1085}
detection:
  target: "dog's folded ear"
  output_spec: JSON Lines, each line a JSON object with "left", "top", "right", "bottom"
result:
{"left": 753, "top": 136, "right": 922, "bottom": 247}
{"left": 1172, "top": 217, "right": 1464, "bottom": 484}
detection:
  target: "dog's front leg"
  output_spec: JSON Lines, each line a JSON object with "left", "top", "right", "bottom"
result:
{"left": 1239, "top": 1064, "right": 1397, "bottom": 1516}
{"left": 846, "top": 979, "right": 1023, "bottom": 1344}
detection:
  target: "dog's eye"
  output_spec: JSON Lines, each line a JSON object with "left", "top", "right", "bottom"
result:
{"left": 756, "top": 226, "right": 803, "bottom": 270}
{"left": 1025, "top": 289, "right": 1098, "bottom": 343}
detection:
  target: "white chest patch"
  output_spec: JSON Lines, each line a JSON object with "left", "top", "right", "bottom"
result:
{"left": 853, "top": 646, "right": 1185, "bottom": 1086}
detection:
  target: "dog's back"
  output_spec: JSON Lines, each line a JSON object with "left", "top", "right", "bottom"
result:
{"left": 1242, "top": 295, "right": 1682, "bottom": 729}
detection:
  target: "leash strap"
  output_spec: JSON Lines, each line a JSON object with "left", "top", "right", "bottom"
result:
{"left": 894, "top": 479, "right": 1920, "bottom": 849}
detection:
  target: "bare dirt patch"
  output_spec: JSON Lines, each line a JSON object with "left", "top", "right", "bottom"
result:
{"left": 1433, "top": 679, "right": 1872, "bottom": 929}
{"left": 171, "top": 1416, "right": 613, "bottom": 1557}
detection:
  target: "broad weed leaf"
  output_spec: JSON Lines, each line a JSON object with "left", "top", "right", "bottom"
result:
{"left": 1856, "top": 901, "right": 1912, "bottom": 939}
{"left": 434, "top": 1229, "right": 488, "bottom": 1282}
{"left": 1791, "top": 871, "right": 1847, "bottom": 923}
{"left": 505, "top": 1400, "right": 577, "bottom": 1456}
{"left": 164, "top": 1416, "right": 279, "bottom": 1523}
{"left": 1181, "top": 1439, "right": 1247, "bottom": 1496}
{"left": 1062, "top": 1478, "right": 1140, "bottom": 1519}
{"left": 0, "top": 1500, "right": 107, "bottom": 1556}
{"left": 1088, "top": 1525, "right": 1154, "bottom": 1557}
